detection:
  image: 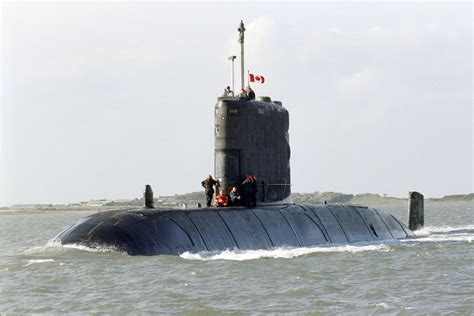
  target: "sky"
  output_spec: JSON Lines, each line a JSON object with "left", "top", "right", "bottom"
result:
{"left": 1, "top": 1, "right": 472, "bottom": 205}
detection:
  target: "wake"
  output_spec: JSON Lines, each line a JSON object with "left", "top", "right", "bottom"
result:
{"left": 181, "top": 225, "right": 474, "bottom": 261}
{"left": 409, "top": 225, "right": 474, "bottom": 243}
{"left": 180, "top": 243, "right": 391, "bottom": 261}
{"left": 25, "top": 240, "right": 128, "bottom": 256}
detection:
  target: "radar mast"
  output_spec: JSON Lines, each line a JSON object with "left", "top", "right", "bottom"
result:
{"left": 238, "top": 20, "right": 245, "bottom": 92}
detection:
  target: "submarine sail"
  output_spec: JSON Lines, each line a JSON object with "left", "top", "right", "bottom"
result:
{"left": 214, "top": 98, "right": 291, "bottom": 202}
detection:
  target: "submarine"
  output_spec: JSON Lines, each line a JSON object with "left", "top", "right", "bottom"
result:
{"left": 53, "top": 21, "right": 424, "bottom": 256}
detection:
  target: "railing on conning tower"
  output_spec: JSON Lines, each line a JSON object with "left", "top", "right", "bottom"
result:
{"left": 260, "top": 181, "right": 292, "bottom": 203}
{"left": 217, "top": 96, "right": 244, "bottom": 101}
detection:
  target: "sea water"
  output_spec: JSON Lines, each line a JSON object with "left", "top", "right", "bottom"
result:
{"left": 1, "top": 203, "right": 472, "bottom": 314}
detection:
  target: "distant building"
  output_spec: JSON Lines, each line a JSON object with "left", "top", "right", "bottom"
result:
{"left": 79, "top": 199, "right": 109, "bottom": 207}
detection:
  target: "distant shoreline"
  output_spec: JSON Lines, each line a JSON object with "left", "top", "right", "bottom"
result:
{"left": 291, "top": 192, "right": 473, "bottom": 205}
{"left": 2, "top": 192, "right": 472, "bottom": 212}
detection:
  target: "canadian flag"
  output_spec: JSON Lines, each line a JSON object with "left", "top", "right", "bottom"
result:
{"left": 249, "top": 73, "right": 265, "bottom": 84}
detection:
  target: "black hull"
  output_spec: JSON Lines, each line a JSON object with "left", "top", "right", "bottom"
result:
{"left": 54, "top": 204, "right": 414, "bottom": 256}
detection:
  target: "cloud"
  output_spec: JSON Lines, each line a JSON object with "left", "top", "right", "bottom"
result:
{"left": 245, "top": 16, "right": 276, "bottom": 57}
{"left": 227, "top": 17, "right": 276, "bottom": 65}
{"left": 369, "top": 25, "right": 385, "bottom": 33}
{"left": 227, "top": 16, "right": 275, "bottom": 54}
{"left": 336, "top": 68, "right": 378, "bottom": 94}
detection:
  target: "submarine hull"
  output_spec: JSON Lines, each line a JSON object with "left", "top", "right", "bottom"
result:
{"left": 54, "top": 204, "right": 414, "bottom": 256}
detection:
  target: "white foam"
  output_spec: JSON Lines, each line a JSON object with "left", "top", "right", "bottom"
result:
{"left": 23, "top": 259, "right": 55, "bottom": 267}
{"left": 410, "top": 235, "right": 472, "bottom": 243}
{"left": 24, "top": 246, "right": 49, "bottom": 254}
{"left": 180, "top": 243, "right": 390, "bottom": 261}
{"left": 59, "top": 243, "right": 126, "bottom": 255}
{"left": 403, "top": 225, "right": 474, "bottom": 244}
{"left": 414, "top": 225, "right": 474, "bottom": 236}
{"left": 376, "top": 302, "right": 390, "bottom": 309}
{"left": 25, "top": 240, "right": 128, "bottom": 256}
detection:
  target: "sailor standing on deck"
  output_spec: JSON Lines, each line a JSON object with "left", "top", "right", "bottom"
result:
{"left": 246, "top": 86, "right": 255, "bottom": 100}
{"left": 201, "top": 175, "right": 218, "bottom": 207}
{"left": 242, "top": 174, "right": 258, "bottom": 207}
{"left": 239, "top": 89, "right": 248, "bottom": 99}
{"left": 222, "top": 86, "right": 233, "bottom": 97}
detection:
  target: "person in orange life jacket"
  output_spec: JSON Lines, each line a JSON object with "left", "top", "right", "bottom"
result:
{"left": 215, "top": 194, "right": 229, "bottom": 207}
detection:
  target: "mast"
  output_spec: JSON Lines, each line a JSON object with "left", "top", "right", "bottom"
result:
{"left": 238, "top": 20, "right": 245, "bottom": 92}
{"left": 228, "top": 55, "right": 236, "bottom": 95}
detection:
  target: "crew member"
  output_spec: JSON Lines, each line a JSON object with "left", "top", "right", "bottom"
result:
{"left": 242, "top": 174, "right": 258, "bottom": 207}
{"left": 246, "top": 86, "right": 255, "bottom": 100}
{"left": 229, "top": 186, "right": 241, "bottom": 206}
{"left": 201, "top": 175, "right": 218, "bottom": 207}
{"left": 239, "top": 89, "right": 248, "bottom": 99}
{"left": 249, "top": 175, "right": 258, "bottom": 206}
{"left": 222, "top": 86, "right": 233, "bottom": 97}
{"left": 215, "top": 194, "right": 229, "bottom": 207}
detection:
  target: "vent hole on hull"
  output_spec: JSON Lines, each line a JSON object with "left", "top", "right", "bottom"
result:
{"left": 369, "top": 224, "right": 378, "bottom": 237}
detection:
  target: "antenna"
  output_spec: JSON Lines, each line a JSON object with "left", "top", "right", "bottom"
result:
{"left": 238, "top": 20, "right": 245, "bottom": 92}
{"left": 228, "top": 55, "right": 237, "bottom": 95}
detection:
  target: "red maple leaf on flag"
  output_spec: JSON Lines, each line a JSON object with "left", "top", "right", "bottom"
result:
{"left": 249, "top": 73, "right": 265, "bottom": 84}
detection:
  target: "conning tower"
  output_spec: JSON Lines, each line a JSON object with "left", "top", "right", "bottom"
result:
{"left": 214, "top": 21, "right": 291, "bottom": 203}
{"left": 214, "top": 98, "right": 291, "bottom": 203}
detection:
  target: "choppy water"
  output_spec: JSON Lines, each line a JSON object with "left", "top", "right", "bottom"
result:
{"left": 1, "top": 203, "right": 473, "bottom": 314}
